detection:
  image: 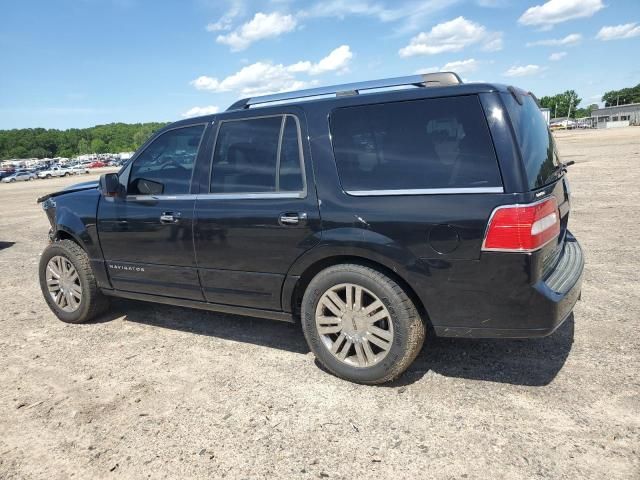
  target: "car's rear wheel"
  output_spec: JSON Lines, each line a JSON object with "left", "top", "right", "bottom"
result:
{"left": 301, "top": 264, "right": 425, "bottom": 384}
{"left": 39, "top": 239, "right": 109, "bottom": 323}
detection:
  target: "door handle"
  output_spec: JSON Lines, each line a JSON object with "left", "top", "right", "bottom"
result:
{"left": 160, "top": 212, "right": 181, "bottom": 224}
{"left": 279, "top": 212, "right": 307, "bottom": 226}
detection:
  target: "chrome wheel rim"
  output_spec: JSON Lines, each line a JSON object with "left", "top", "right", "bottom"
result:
{"left": 315, "top": 283, "right": 394, "bottom": 368}
{"left": 46, "top": 256, "right": 82, "bottom": 312}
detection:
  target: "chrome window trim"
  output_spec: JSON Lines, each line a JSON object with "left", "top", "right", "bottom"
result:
{"left": 208, "top": 113, "right": 307, "bottom": 197}
{"left": 126, "top": 194, "right": 198, "bottom": 201}
{"left": 345, "top": 187, "right": 504, "bottom": 196}
{"left": 198, "top": 192, "right": 305, "bottom": 200}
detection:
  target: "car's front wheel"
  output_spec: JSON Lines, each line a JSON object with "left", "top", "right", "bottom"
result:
{"left": 301, "top": 264, "right": 425, "bottom": 384}
{"left": 39, "top": 239, "right": 109, "bottom": 323}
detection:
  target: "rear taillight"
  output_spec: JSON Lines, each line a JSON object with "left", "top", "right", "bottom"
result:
{"left": 482, "top": 197, "right": 560, "bottom": 252}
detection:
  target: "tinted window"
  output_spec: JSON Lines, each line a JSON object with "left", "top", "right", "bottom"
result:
{"left": 128, "top": 125, "right": 204, "bottom": 195}
{"left": 330, "top": 96, "right": 502, "bottom": 191}
{"left": 502, "top": 93, "right": 560, "bottom": 190}
{"left": 210, "top": 115, "right": 305, "bottom": 194}
{"left": 279, "top": 116, "right": 304, "bottom": 192}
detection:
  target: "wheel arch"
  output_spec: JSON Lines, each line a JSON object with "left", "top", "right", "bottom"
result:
{"left": 285, "top": 254, "right": 431, "bottom": 329}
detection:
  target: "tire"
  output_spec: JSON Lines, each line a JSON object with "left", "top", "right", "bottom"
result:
{"left": 38, "top": 239, "right": 109, "bottom": 323}
{"left": 301, "top": 264, "right": 425, "bottom": 384}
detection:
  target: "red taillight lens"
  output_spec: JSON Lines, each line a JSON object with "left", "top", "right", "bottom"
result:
{"left": 482, "top": 197, "right": 560, "bottom": 252}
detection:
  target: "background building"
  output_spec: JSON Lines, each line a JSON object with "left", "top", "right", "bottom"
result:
{"left": 591, "top": 103, "right": 640, "bottom": 128}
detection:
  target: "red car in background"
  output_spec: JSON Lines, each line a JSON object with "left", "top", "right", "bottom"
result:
{"left": 88, "top": 161, "right": 106, "bottom": 168}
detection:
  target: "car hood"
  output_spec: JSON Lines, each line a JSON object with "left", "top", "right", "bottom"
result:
{"left": 37, "top": 180, "right": 99, "bottom": 203}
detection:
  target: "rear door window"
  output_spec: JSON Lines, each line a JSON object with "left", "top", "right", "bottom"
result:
{"left": 210, "top": 115, "right": 305, "bottom": 194}
{"left": 330, "top": 95, "right": 502, "bottom": 192}
{"left": 501, "top": 93, "right": 560, "bottom": 190}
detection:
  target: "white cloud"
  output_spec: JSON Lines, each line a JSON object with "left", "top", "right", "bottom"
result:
{"left": 596, "top": 23, "right": 640, "bottom": 41}
{"left": 299, "top": 0, "right": 460, "bottom": 35}
{"left": 442, "top": 58, "right": 480, "bottom": 74}
{"left": 476, "top": 0, "right": 507, "bottom": 6}
{"left": 549, "top": 51, "right": 567, "bottom": 61}
{"left": 526, "top": 33, "right": 582, "bottom": 47}
{"left": 414, "top": 67, "right": 440, "bottom": 74}
{"left": 399, "top": 17, "right": 502, "bottom": 57}
{"left": 181, "top": 105, "right": 220, "bottom": 118}
{"left": 190, "top": 46, "right": 352, "bottom": 97}
{"left": 216, "top": 12, "right": 297, "bottom": 51}
{"left": 518, "top": 0, "right": 604, "bottom": 28}
{"left": 287, "top": 45, "right": 353, "bottom": 75}
{"left": 504, "top": 64, "right": 544, "bottom": 77}
{"left": 206, "top": 0, "right": 244, "bottom": 32}
{"left": 415, "top": 58, "right": 480, "bottom": 75}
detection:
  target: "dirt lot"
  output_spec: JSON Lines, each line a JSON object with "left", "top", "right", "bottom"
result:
{"left": 1, "top": 129, "right": 638, "bottom": 479}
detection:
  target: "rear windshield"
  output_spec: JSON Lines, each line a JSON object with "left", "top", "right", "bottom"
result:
{"left": 330, "top": 95, "right": 502, "bottom": 192}
{"left": 501, "top": 93, "right": 561, "bottom": 190}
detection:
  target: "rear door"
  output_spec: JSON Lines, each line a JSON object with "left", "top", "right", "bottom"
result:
{"left": 98, "top": 123, "right": 208, "bottom": 300}
{"left": 194, "top": 112, "right": 321, "bottom": 310}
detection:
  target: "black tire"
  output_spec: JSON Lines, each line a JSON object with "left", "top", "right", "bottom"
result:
{"left": 39, "top": 239, "right": 109, "bottom": 323}
{"left": 301, "top": 264, "right": 425, "bottom": 384}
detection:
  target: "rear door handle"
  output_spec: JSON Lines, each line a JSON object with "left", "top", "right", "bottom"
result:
{"left": 279, "top": 212, "right": 307, "bottom": 226}
{"left": 160, "top": 211, "right": 181, "bottom": 224}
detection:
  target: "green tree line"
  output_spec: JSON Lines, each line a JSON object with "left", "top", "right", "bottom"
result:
{"left": 538, "top": 90, "right": 593, "bottom": 118}
{"left": 0, "top": 122, "right": 169, "bottom": 160}
{"left": 602, "top": 83, "right": 640, "bottom": 107}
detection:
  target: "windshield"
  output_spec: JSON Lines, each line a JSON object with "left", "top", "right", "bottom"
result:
{"left": 502, "top": 92, "right": 561, "bottom": 190}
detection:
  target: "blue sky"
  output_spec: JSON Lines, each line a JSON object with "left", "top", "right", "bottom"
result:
{"left": 0, "top": 0, "right": 639, "bottom": 129}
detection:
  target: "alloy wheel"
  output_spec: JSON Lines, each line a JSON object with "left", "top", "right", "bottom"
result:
{"left": 315, "top": 283, "right": 394, "bottom": 368}
{"left": 46, "top": 256, "right": 82, "bottom": 312}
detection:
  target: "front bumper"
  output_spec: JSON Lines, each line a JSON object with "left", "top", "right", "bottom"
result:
{"left": 434, "top": 234, "right": 584, "bottom": 338}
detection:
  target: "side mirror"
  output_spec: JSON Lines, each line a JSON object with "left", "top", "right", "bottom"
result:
{"left": 99, "top": 173, "right": 121, "bottom": 197}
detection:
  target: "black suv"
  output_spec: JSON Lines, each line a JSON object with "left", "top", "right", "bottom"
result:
{"left": 37, "top": 73, "right": 584, "bottom": 384}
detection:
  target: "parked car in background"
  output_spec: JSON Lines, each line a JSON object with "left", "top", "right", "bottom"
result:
{"left": 2, "top": 170, "right": 37, "bottom": 182}
{"left": 88, "top": 161, "right": 106, "bottom": 168}
{"left": 0, "top": 169, "right": 16, "bottom": 180}
{"left": 67, "top": 165, "right": 90, "bottom": 175}
{"left": 38, "top": 166, "right": 71, "bottom": 179}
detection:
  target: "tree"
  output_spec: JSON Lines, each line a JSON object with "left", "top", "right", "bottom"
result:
{"left": 133, "top": 125, "right": 155, "bottom": 149}
{"left": 77, "top": 138, "right": 90, "bottom": 154}
{"left": 90, "top": 138, "right": 107, "bottom": 153}
{"left": 0, "top": 122, "right": 168, "bottom": 160}
{"left": 539, "top": 90, "right": 582, "bottom": 118}
{"left": 602, "top": 83, "right": 640, "bottom": 107}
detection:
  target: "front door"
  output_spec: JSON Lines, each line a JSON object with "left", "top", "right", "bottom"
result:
{"left": 194, "top": 113, "right": 320, "bottom": 310}
{"left": 98, "top": 123, "right": 208, "bottom": 300}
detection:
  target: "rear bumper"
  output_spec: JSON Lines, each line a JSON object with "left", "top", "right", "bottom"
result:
{"left": 434, "top": 234, "right": 584, "bottom": 338}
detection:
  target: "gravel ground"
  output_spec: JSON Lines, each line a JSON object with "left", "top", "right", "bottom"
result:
{"left": 0, "top": 129, "right": 638, "bottom": 479}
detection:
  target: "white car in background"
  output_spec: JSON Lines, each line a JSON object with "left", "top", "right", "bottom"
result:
{"left": 67, "top": 165, "right": 90, "bottom": 175}
{"left": 1, "top": 171, "right": 37, "bottom": 183}
{"left": 37, "top": 166, "right": 72, "bottom": 179}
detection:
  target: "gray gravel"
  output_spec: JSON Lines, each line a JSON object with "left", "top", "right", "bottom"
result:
{"left": 0, "top": 128, "right": 638, "bottom": 479}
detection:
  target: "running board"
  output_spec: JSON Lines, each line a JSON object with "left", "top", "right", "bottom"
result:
{"left": 101, "top": 289, "right": 294, "bottom": 323}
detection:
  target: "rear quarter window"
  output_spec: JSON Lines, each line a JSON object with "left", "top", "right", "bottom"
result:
{"left": 330, "top": 95, "right": 502, "bottom": 192}
{"left": 501, "top": 93, "right": 560, "bottom": 190}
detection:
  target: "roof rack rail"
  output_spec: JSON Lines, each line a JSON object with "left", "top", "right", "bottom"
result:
{"left": 226, "top": 72, "right": 462, "bottom": 111}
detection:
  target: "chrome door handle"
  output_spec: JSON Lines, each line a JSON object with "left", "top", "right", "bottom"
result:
{"left": 160, "top": 212, "right": 181, "bottom": 224}
{"left": 279, "top": 212, "right": 307, "bottom": 226}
